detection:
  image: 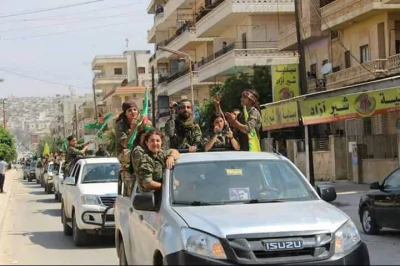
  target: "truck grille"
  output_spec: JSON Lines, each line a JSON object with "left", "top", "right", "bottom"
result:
{"left": 223, "top": 232, "right": 333, "bottom": 264}
{"left": 100, "top": 197, "right": 116, "bottom": 207}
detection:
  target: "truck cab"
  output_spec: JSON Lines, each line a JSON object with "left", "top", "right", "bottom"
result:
{"left": 115, "top": 150, "right": 369, "bottom": 265}
{"left": 60, "top": 157, "right": 121, "bottom": 246}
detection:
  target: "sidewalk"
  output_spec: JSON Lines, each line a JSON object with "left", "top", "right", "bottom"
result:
{"left": 0, "top": 169, "right": 18, "bottom": 231}
{"left": 316, "top": 180, "right": 370, "bottom": 193}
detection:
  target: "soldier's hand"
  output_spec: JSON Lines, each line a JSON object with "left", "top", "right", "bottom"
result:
{"left": 166, "top": 156, "right": 175, "bottom": 169}
{"left": 169, "top": 101, "right": 178, "bottom": 108}
{"left": 214, "top": 94, "right": 221, "bottom": 106}
{"left": 188, "top": 146, "right": 197, "bottom": 153}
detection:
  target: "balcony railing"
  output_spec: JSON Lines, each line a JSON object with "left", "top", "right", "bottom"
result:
{"left": 325, "top": 59, "right": 388, "bottom": 89}
{"left": 94, "top": 74, "right": 127, "bottom": 81}
{"left": 156, "top": 23, "right": 195, "bottom": 51}
{"left": 307, "top": 78, "right": 326, "bottom": 93}
{"left": 195, "top": 0, "right": 226, "bottom": 22}
{"left": 198, "top": 41, "right": 278, "bottom": 68}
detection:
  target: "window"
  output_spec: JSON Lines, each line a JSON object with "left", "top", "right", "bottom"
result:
{"left": 310, "top": 64, "right": 317, "bottom": 78}
{"left": 331, "top": 30, "right": 339, "bottom": 40}
{"left": 333, "top": 66, "right": 341, "bottom": 72}
{"left": 344, "top": 51, "right": 351, "bottom": 68}
{"left": 138, "top": 67, "right": 146, "bottom": 74}
{"left": 383, "top": 169, "right": 400, "bottom": 190}
{"left": 363, "top": 118, "right": 372, "bottom": 135}
{"left": 114, "top": 68, "right": 123, "bottom": 75}
{"left": 81, "top": 163, "right": 121, "bottom": 183}
{"left": 360, "top": 45, "right": 370, "bottom": 63}
{"left": 171, "top": 160, "right": 317, "bottom": 205}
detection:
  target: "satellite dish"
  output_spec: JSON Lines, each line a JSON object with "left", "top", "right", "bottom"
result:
{"left": 321, "top": 63, "right": 332, "bottom": 75}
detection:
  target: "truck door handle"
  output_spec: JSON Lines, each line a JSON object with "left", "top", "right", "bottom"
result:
{"left": 139, "top": 214, "right": 143, "bottom": 221}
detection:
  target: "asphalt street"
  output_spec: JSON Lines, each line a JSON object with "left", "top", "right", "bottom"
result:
{"left": 0, "top": 171, "right": 399, "bottom": 265}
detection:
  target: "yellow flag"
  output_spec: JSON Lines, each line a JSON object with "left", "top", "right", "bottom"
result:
{"left": 243, "top": 106, "right": 261, "bottom": 152}
{"left": 43, "top": 142, "right": 50, "bottom": 157}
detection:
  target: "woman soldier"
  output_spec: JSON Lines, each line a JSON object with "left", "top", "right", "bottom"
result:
{"left": 225, "top": 89, "right": 262, "bottom": 151}
{"left": 115, "top": 101, "right": 140, "bottom": 196}
{"left": 137, "top": 129, "right": 179, "bottom": 193}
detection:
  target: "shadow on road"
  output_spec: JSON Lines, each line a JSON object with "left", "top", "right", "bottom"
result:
{"left": 8, "top": 231, "right": 115, "bottom": 249}
{"left": 32, "top": 198, "right": 57, "bottom": 204}
{"left": 33, "top": 208, "right": 61, "bottom": 217}
{"left": 29, "top": 190, "right": 45, "bottom": 196}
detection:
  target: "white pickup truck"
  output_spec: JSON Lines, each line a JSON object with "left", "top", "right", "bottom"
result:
{"left": 53, "top": 161, "right": 64, "bottom": 202}
{"left": 61, "top": 157, "right": 121, "bottom": 246}
{"left": 114, "top": 151, "right": 369, "bottom": 265}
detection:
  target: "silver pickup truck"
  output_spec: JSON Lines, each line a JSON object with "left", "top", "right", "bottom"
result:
{"left": 114, "top": 151, "right": 370, "bottom": 265}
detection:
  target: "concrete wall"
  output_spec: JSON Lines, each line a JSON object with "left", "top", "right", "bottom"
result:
{"left": 361, "top": 159, "right": 398, "bottom": 184}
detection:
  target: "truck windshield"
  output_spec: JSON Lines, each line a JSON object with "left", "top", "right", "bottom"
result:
{"left": 81, "top": 163, "right": 120, "bottom": 184}
{"left": 171, "top": 160, "right": 317, "bottom": 205}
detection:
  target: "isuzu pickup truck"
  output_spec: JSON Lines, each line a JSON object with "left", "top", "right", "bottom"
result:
{"left": 114, "top": 150, "right": 369, "bottom": 265}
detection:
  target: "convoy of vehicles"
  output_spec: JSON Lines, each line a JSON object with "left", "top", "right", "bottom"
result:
{"left": 22, "top": 150, "right": 373, "bottom": 265}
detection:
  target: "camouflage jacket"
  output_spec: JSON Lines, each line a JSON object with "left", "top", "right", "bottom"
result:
{"left": 165, "top": 117, "right": 202, "bottom": 149}
{"left": 115, "top": 119, "right": 131, "bottom": 155}
{"left": 137, "top": 150, "right": 170, "bottom": 192}
{"left": 130, "top": 145, "right": 145, "bottom": 174}
{"left": 202, "top": 129, "right": 237, "bottom": 149}
{"left": 65, "top": 146, "right": 85, "bottom": 164}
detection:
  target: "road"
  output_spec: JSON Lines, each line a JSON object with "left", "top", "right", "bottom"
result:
{"left": 0, "top": 171, "right": 399, "bottom": 265}
{"left": 0, "top": 170, "right": 117, "bottom": 265}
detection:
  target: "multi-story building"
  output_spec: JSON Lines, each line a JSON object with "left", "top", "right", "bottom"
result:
{"left": 147, "top": 0, "right": 299, "bottom": 109}
{"left": 92, "top": 50, "right": 152, "bottom": 125}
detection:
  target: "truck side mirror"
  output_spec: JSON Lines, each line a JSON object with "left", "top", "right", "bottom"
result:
{"left": 133, "top": 192, "right": 156, "bottom": 211}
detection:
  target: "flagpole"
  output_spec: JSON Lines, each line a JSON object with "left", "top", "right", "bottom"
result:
{"left": 151, "top": 66, "right": 156, "bottom": 128}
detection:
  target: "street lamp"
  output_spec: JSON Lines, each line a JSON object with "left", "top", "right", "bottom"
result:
{"left": 158, "top": 46, "right": 195, "bottom": 107}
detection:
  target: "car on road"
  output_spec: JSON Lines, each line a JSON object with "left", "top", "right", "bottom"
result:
{"left": 53, "top": 161, "right": 64, "bottom": 202}
{"left": 115, "top": 150, "right": 369, "bottom": 265}
{"left": 358, "top": 166, "right": 400, "bottom": 235}
{"left": 61, "top": 157, "right": 121, "bottom": 246}
{"left": 43, "top": 161, "right": 58, "bottom": 194}
{"left": 27, "top": 160, "right": 36, "bottom": 182}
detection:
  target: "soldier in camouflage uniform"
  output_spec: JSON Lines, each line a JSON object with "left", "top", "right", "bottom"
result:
{"left": 165, "top": 99, "right": 202, "bottom": 152}
{"left": 65, "top": 135, "right": 92, "bottom": 174}
{"left": 225, "top": 89, "right": 262, "bottom": 151}
{"left": 136, "top": 129, "right": 179, "bottom": 193}
{"left": 114, "top": 101, "right": 140, "bottom": 197}
{"left": 202, "top": 113, "right": 240, "bottom": 152}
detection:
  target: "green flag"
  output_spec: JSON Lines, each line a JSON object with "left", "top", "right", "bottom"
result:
{"left": 95, "top": 112, "right": 113, "bottom": 139}
{"left": 127, "top": 88, "right": 149, "bottom": 150}
{"left": 62, "top": 139, "right": 68, "bottom": 152}
{"left": 84, "top": 113, "right": 113, "bottom": 130}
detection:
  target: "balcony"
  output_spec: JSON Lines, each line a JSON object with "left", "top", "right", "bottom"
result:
{"left": 320, "top": 0, "right": 400, "bottom": 31}
{"left": 152, "top": 0, "right": 192, "bottom": 31}
{"left": 325, "top": 59, "right": 388, "bottom": 89}
{"left": 307, "top": 78, "right": 326, "bottom": 93}
{"left": 278, "top": 16, "right": 326, "bottom": 51}
{"left": 147, "top": 26, "right": 156, "bottom": 43}
{"left": 91, "top": 55, "right": 126, "bottom": 70}
{"left": 196, "top": 0, "right": 295, "bottom": 38}
{"left": 198, "top": 41, "right": 298, "bottom": 82}
{"left": 93, "top": 75, "right": 127, "bottom": 85}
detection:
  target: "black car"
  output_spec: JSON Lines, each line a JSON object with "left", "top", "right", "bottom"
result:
{"left": 358, "top": 167, "right": 400, "bottom": 235}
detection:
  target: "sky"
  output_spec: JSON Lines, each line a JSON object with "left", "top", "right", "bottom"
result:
{"left": 0, "top": 0, "right": 153, "bottom": 97}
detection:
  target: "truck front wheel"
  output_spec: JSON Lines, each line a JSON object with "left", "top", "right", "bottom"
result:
{"left": 119, "top": 240, "right": 128, "bottom": 266}
{"left": 72, "top": 212, "right": 88, "bottom": 246}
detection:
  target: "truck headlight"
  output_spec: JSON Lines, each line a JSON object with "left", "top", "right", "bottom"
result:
{"left": 80, "top": 195, "right": 101, "bottom": 205}
{"left": 335, "top": 220, "right": 361, "bottom": 253}
{"left": 181, "top": 228, "right": 227, "bottom": 259}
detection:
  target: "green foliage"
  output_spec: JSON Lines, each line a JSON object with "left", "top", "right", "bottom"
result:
{"left": 37, "top": 136, "right": 57, "bottom": 157}
{"left": 0, "top": 126, "right": 17, "bottom": 162}
{"left": 197, "top": 66, "right": 272, "bottom": 131}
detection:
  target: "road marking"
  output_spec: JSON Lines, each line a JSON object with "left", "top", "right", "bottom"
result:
{"left": 337, "top": 191, "right": 359, "bottom": 195}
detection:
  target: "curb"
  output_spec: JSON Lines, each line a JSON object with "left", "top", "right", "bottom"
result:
{"left": 0, "top": 169, "right": 18, "bottom": 235}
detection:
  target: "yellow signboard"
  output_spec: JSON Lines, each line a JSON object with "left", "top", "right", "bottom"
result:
{"left": 261, "top": 100, "right": 300, "bottom": 131}
{"left": 272, "top": 64, "right": 300, "bottom": 102}
{"left": 300, "top": 87, "right": 400, "bottom": 125}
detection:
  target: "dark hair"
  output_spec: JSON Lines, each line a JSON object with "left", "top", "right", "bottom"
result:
{"left": 144, "top": 129, "right": 165, "bottom": 144}
{"left": 210, "top": 112, "right": 226, "bottom": 126}
{"left": 0, "top": 156, "right": 4, "bottom": 161}
{"left": 179, "top": 99, "right": 192, "bottom": 106}
{"left": 67, "top": 135, "right": 75, "bottom": 142}
{"left": 134, "top": 130, "right": 146, "bottom": 147}
{"left": 245, "top": 89, "right": 260, "bottom": 112}
{"left": 116, "top": 112, "right": 128, "bottom": 124}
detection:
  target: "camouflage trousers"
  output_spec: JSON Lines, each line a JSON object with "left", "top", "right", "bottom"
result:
{"left": 118, "top": 149, "right": 134, "bottom": 197}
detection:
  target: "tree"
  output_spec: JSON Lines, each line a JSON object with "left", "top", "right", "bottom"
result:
{"left": 197, "top": 66, "right": 272, "bottom": 130}
{"left": 0, "top": 126, "right": 17, "bottom": 162}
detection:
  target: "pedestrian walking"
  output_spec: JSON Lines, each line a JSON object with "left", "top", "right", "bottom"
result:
{"left": 0, "top": 156, "right": 9, "bottom": 193}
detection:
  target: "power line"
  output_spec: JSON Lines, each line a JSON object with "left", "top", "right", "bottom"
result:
{"left": 0, "top": 67, "right": 91, "bottom": 89}
{"left": 308, "top": 0, "right": 378, "bottom": 77}
{"left": 0, "top": 10, "right": 146, "bottom": 33}
{"left": 0, "top": 0, "right": 104, "bottom": 19}
{"left": 0, "top": 18, "right": 145, "bottom": 41}
{"left": 0, "top": 1, "right": 147, "bottom": 24}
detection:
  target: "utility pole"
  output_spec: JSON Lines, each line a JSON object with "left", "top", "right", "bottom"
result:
{"left": 2, "top": 99, "right": 6, "bottom": 129}
{"left": 294, "top": 0, "right": 315, "bottom": 185}
{"left": 74, "top": 104, "right": 78, "bottom": 138}
{"left": 151, "top": 66, "right": 156, "bottom": 127}
{"left": 92, "top": 84, "right": 99, "bottom": 123}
